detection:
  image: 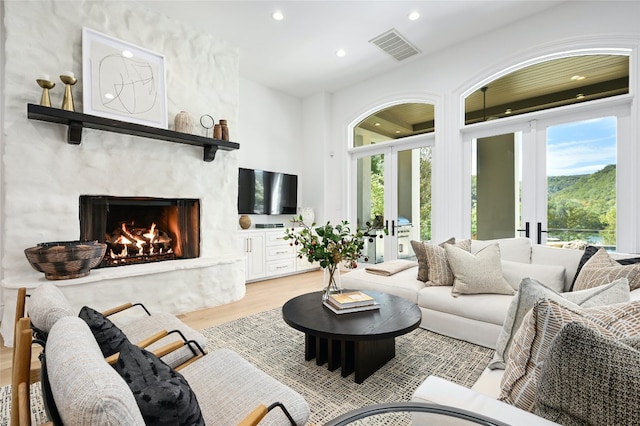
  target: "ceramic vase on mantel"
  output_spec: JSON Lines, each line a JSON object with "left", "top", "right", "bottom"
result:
{"left": 322, "top": 264, "right": 342, "bottom": 301}
{"left": 174, "top": 111, "right": 193, "bottom": 133}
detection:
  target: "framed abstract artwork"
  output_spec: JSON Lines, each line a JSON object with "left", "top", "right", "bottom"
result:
{"left": 82, "top": 27, "right": 167, "bottom": 129}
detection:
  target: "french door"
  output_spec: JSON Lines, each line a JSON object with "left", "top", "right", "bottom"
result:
{"left": 469, "top": 110, "right": 619, "bottom": 249}
{"left": 350, "top": 138, "right": 433, "bottom": 263}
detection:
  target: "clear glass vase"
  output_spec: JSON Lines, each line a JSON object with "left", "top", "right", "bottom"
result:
{"left": 322, "top": 264, "right": 342, "bottom": 301}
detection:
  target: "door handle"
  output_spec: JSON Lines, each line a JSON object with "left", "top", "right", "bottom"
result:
{"left": 516, "top": 222, "right": 530, "bottom": 238}
{"left": 537, "top": 222, "right": 548, "bottom": 245}
{"left": 391, "top": 220, "right": 396, "bottom": 237}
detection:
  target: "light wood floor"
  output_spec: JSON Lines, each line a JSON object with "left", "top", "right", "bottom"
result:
{"left": 0, "top": 270, "right": 323, "bottom": 387}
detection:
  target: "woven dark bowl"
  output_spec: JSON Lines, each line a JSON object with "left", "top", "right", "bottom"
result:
{"left": 24, "top": 240, "right": 107, "bottom": 280}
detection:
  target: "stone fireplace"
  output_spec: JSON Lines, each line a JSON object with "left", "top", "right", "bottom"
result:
{"left": 0, "top": 0, "right": 246, "bottom": 346}
{"left": 79, "top": 196, "right": 200, "bottom": 267}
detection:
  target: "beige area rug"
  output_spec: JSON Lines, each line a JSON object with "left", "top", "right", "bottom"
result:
{"left": 0, "top": 308, "right": 493, "bottom": 425}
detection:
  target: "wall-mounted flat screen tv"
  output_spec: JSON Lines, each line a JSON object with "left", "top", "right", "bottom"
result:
{"left": 238, "top": 168, "right": 298, "bottom": 215}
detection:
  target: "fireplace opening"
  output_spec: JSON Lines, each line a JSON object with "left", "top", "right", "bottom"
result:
{"left": 79, "top": 196, "right": 200, "bottom": 268}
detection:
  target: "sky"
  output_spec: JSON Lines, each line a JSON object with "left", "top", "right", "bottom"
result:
{"left": 471, "top": 115, "right": 617, "bottom": 177}
{"left": 546, "top": 116, "right": 617, "bottom": 176}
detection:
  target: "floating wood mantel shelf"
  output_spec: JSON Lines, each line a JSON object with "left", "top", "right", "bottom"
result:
{"left": 27, "top": 103, "right": 239, "bottom": 162}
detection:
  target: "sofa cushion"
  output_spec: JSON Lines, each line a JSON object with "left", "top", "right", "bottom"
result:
{"left": 45, "top": 316, "right": 145, "bottom": 425}
{"left": 28, "top": 283, "right": 76, "bottom": 336}
{"left": 412, "top": 376, "right": 559, "bottom": 426}
{"left": 531, "top": 244, "right": 585, "bottom": 292}
{"left": 421, "top": 238, "right": 471, "bottom": 286}
{"left": 534, "top": 322, "right": 640, "bottom": 425}
{"left": 446, "top": 244, "right": 514, "bottom": 297}
{"left": 573, "top": 247, "right": 640, "bottom": 291}
{"left": 79, "top": 305, "right": 129, "bottom": 358}
{"left": 499, "top": 299, "right": 640, "bottom": 413}
{"left": 113, "top": 340, "right": 205, "bottom": 426}
{"left": 471, "top": 237, "right": 532, "bottom": 263}
{"left": 488, "top": 277, "right": 630, "bottom": 370}
{"left": 418, "top": 285, "right": 512, "bottom": 326}
{"left": 500, "top": 260, "right": 565, "bottom": 292}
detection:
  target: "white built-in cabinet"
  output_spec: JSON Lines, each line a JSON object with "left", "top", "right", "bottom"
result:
{"left": 237, "top": 228, "right": 317, "bottom": 282}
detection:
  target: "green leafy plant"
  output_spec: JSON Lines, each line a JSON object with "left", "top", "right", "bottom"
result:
{"left": 284, "top": 216, "right": 371, "bottom": 269}
{"left": 285, "top": 216, "right": 385, "bottom": 298}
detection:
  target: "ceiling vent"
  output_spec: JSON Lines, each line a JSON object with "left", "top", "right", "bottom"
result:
{"left": 369, "top": 28, "right": 421, "bottom": 61}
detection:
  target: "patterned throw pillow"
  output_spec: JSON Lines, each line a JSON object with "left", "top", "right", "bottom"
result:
{"left": 411, "top": 237, "right": 454, "bottom": 282}
{"left": 445, "top": 243, "right": 515, "bottom": 297}
{"left": 113, "top": 340, "right": 205, "bottom": 426}
{"left": 79, "top": 306, "right": 129, "bottom": 358}
{"left": 499, "top": 299, "right": 640, "bottom": 413}
{"left": 572, "top": 245, "right": 640, "bottom": 290}
{"left": 534, "top": 322, "right": 640, "bottom": 425}
{"left": 488, "top": 277, "right": 630, "bottom": 370}
{"left": 414, "top": 238, "right": 471, "bottom": 286}
{"left": 573, "top": 247, "right": 640, "bottom": 291}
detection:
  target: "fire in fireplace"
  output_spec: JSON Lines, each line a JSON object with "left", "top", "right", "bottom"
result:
{"left": 79, "top": 196, "right": 200, "bottom": 268}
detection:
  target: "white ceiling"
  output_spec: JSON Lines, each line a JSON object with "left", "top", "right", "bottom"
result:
{"left": 150, "top": 0, "right": 565, "bottom": 98}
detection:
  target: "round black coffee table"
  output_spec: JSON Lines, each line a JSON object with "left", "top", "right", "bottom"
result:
{"left": 282, "top": 290, "right": 421, "bottom": 383}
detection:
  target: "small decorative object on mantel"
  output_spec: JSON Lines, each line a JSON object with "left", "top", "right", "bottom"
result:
{"left": 285, "top": 216, "right": 380, "bottom": 301}
{"left": 24, "top": 240, "right": 107, "bottom": 280}
{"left": 213, "top": 123, "right": 222, "bottom": 139}
{"left": 60, "top": 71, "right": 77, "bottom": 111}
{"left": 220, "top": 119, "right": 229, "bottom": 141}
{"left": 174, "top": 111, "right": 193, "bottom": 133}
{"left": 200, "top": 114, "right": 214, "bottom": 137}
{"left": 239, "top": 214, "right": 252, "bottom": 229}
{"left": 36, "top": 74, "right": 55, "bottom": 107}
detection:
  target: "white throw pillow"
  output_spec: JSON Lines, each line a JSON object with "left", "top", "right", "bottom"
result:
{"left": 488, "top": 276, "right": 631, "bottom": 370}
{"left": 446, "top": 244, "right": 515, "bottom": 297}
{"left": 501, "top": 260, "right": 566, "bottom": 292}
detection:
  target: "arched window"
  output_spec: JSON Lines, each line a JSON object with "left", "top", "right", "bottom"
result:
{"left": 464, "top": 55, "right": 629, "bottom": 124}
{"left": 351, "top": 102, "right": 435, "bottom": 263}
{"left": 463, "top": 53, "right": 632, "bottom": 251}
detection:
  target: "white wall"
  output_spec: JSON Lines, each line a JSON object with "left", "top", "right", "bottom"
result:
{"left": 326, "top": 0, "right": 640, "bottom": 248}
{"left": 0, "top": 0, "right": 246, "bottom": 339}
{"left": 238, "top": 77, "right": 317, "bottom": 226}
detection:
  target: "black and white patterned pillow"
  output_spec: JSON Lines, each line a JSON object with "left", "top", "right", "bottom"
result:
{"left": 78, "top": 306, "right": 128, "bottom": 358}
{"left": 535, "top": 322, "right": 640, "bottom": 425}
{"left": 112, "top": 340, "right": 205, "bottom": 426}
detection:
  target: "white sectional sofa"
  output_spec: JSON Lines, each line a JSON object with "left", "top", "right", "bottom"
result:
{"left": 341, "top": 237, "right": 640, "bottom": 425}
{"left": 342, "top": 237, "right": 639, "bottom": 349}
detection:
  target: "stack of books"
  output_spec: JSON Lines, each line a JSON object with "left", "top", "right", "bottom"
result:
{"left": 323, "top": 291, "right": 380, "bottom": 314}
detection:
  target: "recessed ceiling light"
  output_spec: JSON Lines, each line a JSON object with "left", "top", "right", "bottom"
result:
{"left": 505, "top": 108, "right": 512, "bottom": 114}
{"left": 374, "top": 122, "right": 381, "bottom": 126}
{"left": 571, "top": 75, "right": 586, "bottom": 81}
{"left": 122, "top": 50, "right": 133, "bottom": 58}
{"left": 576, "top": 93, "right": 585, "bottom": 99}
{"left": 408, "top": 11, "right": 420, "bottom": 21}
{"left": 395, "top": 130, "right": 401, "bottom": 134}
{"left": 272, "top": 11, "right": 284, "bottom": 21}
{"left": 336, "top": 49, "right": 346, "bottom": 57}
